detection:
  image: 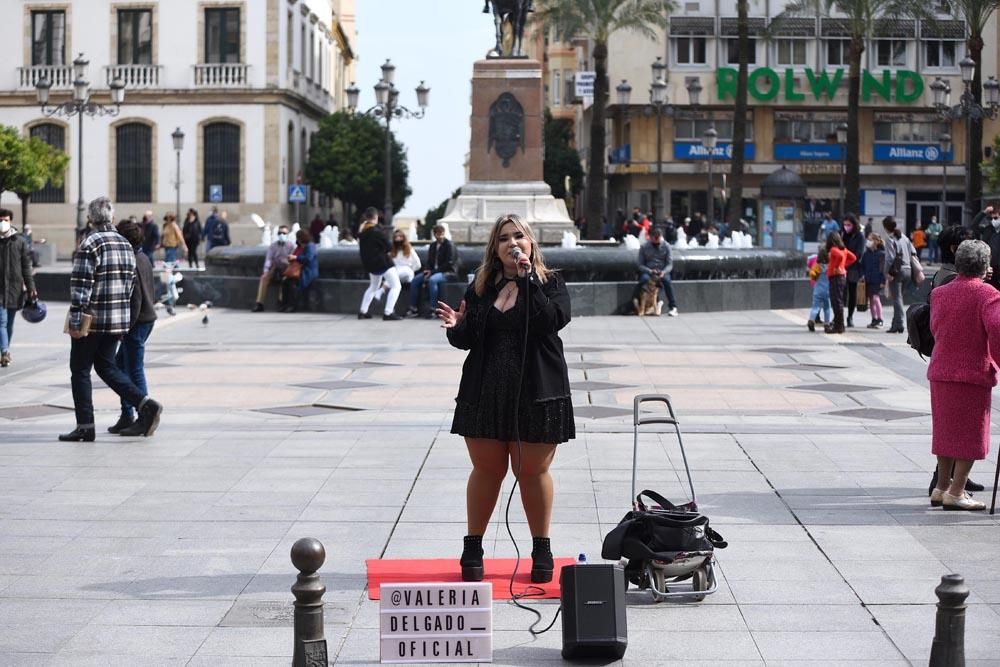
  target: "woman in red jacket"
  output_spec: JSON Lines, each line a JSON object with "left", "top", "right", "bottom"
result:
{"left": 928, "top": 240, "right": 1000, "bottom": 510}
{"left": 824, "top": 232, "right": 857, "bottom": 334}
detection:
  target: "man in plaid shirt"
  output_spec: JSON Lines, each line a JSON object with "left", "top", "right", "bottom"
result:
{"left": 61, "top": 196, "right": 163, "bottom": 442}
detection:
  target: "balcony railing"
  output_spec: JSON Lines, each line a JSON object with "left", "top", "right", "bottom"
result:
{"left": 193, "top": 63, "right": 250, "bottom": 88}
{"left": 18, "top": 65, "right": 73, "bottom": 89}
{"left": 105, "top": 64, "right": 161, "bottom": 89}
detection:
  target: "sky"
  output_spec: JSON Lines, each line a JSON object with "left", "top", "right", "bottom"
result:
{"left": 355, "top": 0, "right": 488, "bottom": 218}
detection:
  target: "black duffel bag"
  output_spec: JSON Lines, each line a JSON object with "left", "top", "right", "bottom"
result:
{"left": 602, "top": 490, "right": 727, "bottom": 563}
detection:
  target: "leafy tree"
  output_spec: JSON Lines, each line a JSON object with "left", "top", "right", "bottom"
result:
{"left": 306, "top": 111, "right": 411, "bottom": 221}
{"left": 950, "top": 0, "right": 1000, "bottom": 224}
{"left": 534, "top": 0, "right": 674, "bottom": 240}
{"left": 0, "top": 126, "right": 30, "bottom": 197}
{"left": 780, "top": 1, "right": 932, "bottom": 216}
{"left": 543, "top": 110, "right": 584, "bottom": 201}
{"left": 727, "top": 0, "right": 751, "bottom": 230}
{"left": 0, "top": 126, "right": 69, "bottom": 225}
{"left": 981, "top": 133, "right": 1000, "bottom": 194}
{"left": 425, "top": 187, "right": 463, "bottom": 229}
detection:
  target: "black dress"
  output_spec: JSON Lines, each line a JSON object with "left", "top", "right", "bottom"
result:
{"left": 451, "top": 287, "right": 575, "bottom": 445}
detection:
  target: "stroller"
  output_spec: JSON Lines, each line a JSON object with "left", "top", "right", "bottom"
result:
{"left": 601, "top": 394, "right": 727, "bottom": 602}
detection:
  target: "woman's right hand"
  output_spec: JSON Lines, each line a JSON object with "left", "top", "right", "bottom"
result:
{"left": 437, "top": 300, "right": 466, "bottom": 329}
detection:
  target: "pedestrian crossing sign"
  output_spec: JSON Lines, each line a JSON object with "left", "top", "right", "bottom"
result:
{"left": 288, "top": 184, "right": 309, "bottom": 203}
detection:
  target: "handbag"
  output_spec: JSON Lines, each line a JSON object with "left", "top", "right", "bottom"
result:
{"left": 855, "top": 279, "right": 867, "bottom": 311}
{"left": 283, "top": 261, "right": 302, "bottom": 280}
{"left": 601, "top": 490, "right": 727, "bottom": 564}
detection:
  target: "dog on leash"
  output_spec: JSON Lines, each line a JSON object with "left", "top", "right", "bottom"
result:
{"left": 635, "top": 276, "right": 663, "bottom": 317}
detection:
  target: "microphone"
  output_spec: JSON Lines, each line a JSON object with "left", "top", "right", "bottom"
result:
{"left": 510, "top": 246, "right": 524, "bottom": 263}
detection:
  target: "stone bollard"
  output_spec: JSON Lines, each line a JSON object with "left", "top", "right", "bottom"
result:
{"left": 929, "top": 573, "right": 969, "bottom": 667}
{"left": 291, "top": 537, "right": 328, "bottom": 667}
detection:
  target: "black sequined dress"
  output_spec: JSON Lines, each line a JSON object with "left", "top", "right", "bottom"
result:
{"left": 451, "top": 292, "right": 574, "bottom": 444}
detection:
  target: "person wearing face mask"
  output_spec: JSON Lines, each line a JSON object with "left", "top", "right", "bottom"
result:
{"left": 0, "top": 208, "right": 37, "bottom": 368}
{"left": 251, "top": 225, "right": 292, "bottom": 312}
{"left": 841, "top": 214, "right": 866, "bottom": 328}
{"left": 632, "top": 227, "right": 677, "bottom": 316}
{"left": 973, "top": 205, "right": 1000, "bottom": 291}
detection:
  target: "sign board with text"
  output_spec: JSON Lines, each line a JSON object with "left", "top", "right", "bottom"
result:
{"left": 575, "top": 71, "right": 595, "bottom": 98}
{"left": 379, "top": 582, "right": 492, "bottom": 664}
{"left": 862, "top": 189, "right": 897, "bottom": 217}
{"left": 674, "top": 141, "right": 756, "bottom": 161}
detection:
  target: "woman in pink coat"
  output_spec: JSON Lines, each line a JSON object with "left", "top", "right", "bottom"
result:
{"left": 928, "top": 240, "right": 1000, "bottom": 511}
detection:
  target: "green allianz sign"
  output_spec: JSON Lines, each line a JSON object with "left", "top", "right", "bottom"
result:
{"left": 717, "top": 67, "right": 924, "bottom": 104}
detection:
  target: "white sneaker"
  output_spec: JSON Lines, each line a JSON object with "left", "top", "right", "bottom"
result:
{"left": 667, "top": 307, "right": 678, "bottom": 317}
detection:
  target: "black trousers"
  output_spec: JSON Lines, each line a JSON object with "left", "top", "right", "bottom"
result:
{"left": 187, "top": 245, "right": 199, "bottom": 268}
{"left": 846, "top": 280, "right": 859, "bottom": 319}
{"left": 829, "top": 275, "right": 847, "bottom": 330}
{"left": 70, "top": 333, "right": 146, "bottom": 428}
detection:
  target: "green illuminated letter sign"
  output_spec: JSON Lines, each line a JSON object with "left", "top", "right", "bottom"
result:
{"left": 716, "top": 67, "right": 923, "bottom": 105}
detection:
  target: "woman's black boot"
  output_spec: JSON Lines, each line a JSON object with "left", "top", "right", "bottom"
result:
{"left": 530, "top": 537, "right": 554, "bottom": 584}
{"left": 460, "top": 535, "right": 484, "bottom": 582}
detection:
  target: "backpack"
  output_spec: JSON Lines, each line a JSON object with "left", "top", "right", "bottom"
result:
{"left": 887, "top": 238, "right": 903, "bottom": 277}
{"left": 906, "top": 302, "right": 933, "bottom": 359}
{"left": 210, "top": 221, "right": 228, "bottom": 245}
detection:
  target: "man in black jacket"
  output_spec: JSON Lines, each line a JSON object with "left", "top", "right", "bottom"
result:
{"left": 408, "top": 224, "right": 456, "bottom": 318}
{"left": 110, "top": 219, "right": 158, "bottom": 436}
{"left": 972, "top": 205, "right": 1000, "bottom": 290}
{"left": 0, "top": 208, "right": 37, "bottom": 367}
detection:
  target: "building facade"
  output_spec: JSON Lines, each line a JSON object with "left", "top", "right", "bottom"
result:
{"left": 533, "top": 1, "right": 1000, "bottom": 239}
{"left": 0, "top": 0, "right": 357, "bottom": 253}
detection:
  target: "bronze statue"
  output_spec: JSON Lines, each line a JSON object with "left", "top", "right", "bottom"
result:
{"left": 483, "top": 0, "right": 533, "bottom": 58}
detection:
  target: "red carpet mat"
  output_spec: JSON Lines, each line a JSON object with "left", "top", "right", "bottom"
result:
{"left": 366, "top": 558, "right": 576, "bottom": 600}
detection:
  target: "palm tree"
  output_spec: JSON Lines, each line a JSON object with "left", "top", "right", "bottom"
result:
{"left": 780, "top": 1, "right": 930, "bottom": 215}
{"left": 727, "top": 0, "right": 751, "bottom": 231}
{"left": 534, "top": 0, "right": 674, "bottom": 240}
{"left": 949, "top": 0, "right": 1000, "bottom": 224}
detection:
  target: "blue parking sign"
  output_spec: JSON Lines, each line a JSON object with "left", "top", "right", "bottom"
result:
{"left": 209, "top": 185, "right": 223, "bottom": 203}
{"left": 288, "top": 184, "right": 309, "bottom": 203}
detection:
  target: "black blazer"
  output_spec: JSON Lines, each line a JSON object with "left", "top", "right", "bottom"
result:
{"left": 428, "top": 239, "right": 456, "bottom": 274}
{"left": 446, "top": 272, "right": 571, "bottom": 404}
{"left": 359, "top": 226, "right": 392, "bottom": 274}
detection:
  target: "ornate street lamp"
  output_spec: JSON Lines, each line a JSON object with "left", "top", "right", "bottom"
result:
{"left": 931, "top": 58, "right": 1000, "bottom": 225}
{"left": 172, "top": 127, "right": 185, "bottom": 226}
{"left": 347, "top": 60, "right": 429, "bottom": 224}
{"left": 35, "top": 53, "right": 125, "bottom": 236}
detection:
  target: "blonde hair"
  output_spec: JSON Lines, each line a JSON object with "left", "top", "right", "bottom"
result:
{"left": 391, "top": 230, "right": 413, "bottom": 258}
{"left": 867, "top": 232, "right": 885, "bottom": 250}
{"left": 473, "top": 214, "right": 550, "bottom": 297}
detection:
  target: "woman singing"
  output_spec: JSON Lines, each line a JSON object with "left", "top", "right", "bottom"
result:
{"left": 436, "top": 215, "right": 575, "bottom": 583}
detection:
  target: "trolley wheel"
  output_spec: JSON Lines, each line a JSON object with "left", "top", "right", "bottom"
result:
{"left": 647, "top": 565, "right": 667, "bottom": 603}
{"left": 690, "top": 566, "right": 708, "bottom": 602}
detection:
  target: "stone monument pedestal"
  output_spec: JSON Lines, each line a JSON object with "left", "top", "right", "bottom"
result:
{"left": 441, "top": 59, "right": 574, "bottom": 244}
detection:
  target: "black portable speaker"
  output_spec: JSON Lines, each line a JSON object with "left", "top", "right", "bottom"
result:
{"left": 560, "top": 563, "right": 628, "bottom": 660}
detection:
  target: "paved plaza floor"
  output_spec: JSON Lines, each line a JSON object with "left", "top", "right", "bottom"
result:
{"left": 1, "top": 303, "right": 999, "bottom": 665}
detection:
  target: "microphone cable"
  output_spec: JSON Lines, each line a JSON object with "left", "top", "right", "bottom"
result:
{"left": 501, "top": 259, "right": 562, "bottom": 636}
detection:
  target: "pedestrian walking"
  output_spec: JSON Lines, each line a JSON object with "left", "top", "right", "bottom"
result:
{"left": 817, "top": 211, "right": 840, "bottom": 246}
{"left": 160, "top": 212, "right": 186, "bottom": 267}
{"left": 842, "top": 214, "right": 865, "bottom": 328}
{"left": 927, "top": 240, "right": 1000, "bottom": 511}
{"left": 806, "top": 248, "right": 831, "bottom": 332}
{"left": 926, "top": 216, "right": 943, "bottom": 264}
{"left": 182, "top": 209, "right": 202, "bottom": 268}
{"left": 202, "top": 206, "right": 220, "bottom": 251}
{"left": 911, "top": 222, "right": 927, "bottom": 261}
{"left": 358, "top": 207, "right": 402, "bottom": 320}
{"left": 139, "top": 210, "right": 159, "bottom": 261}
{"left": 883, "top": 217, "right": 914, "bottom": 334}
{"left": 436, "top": 214, "right": 574, "bottom": 583}
{"left": 823, "top": 232, "right": 856, "bottom": 334}
{"left": 861, "top": 233, "right": 886, "bottom": 328}
{"left": 108, "top": 219, "right": 157, "bottom": 436}
{"left": 60, "top": 197, "right": 162, "bottom": 442}
{"left": 0, "top": 208, "right": 37, "bottom": 367}
{"left": 207, "top": 210, "right": 231, "bottom": 249}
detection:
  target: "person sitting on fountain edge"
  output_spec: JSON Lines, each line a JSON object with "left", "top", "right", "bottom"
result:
{"left": 632, "top": 227, "right": 678, "bottom": 317}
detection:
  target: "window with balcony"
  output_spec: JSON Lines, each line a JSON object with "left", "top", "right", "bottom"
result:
{"left": 825, "top": 39, "right": 850, "bottom": 67}
{"left": 29, "top": 124, "right": 65, "bottom": 203}
{"left": 674, "top": 36, "right": 707, "bottom": 66}
{"left": 116, "top": 123, "right": 152, "bottom": 203}
{"left": 203, "top": 122, "right": 240, "bottom": 202}
{"left": 924, "top": 39, "right": 961, "bottom": 69}
{"left": 724, "top": 38, "right": 756, "bottom": 66}
{"left": 874, "top": 39, "right": 908, "bottom": 68}
{"left": 775, "top": 39, "right": 809, "bottom": 67}
{"left": 118, "top": 9, "right": 153, "bottom": 64}
{"left": 553, "top": 70, "right": 561, "bottom": 106}
{"left": 31, "top": 10, "right": 66, "bottom": 66}
{"left": 564, "top": 69, "right": 575, "bottom": 103}
{"left": 205, "top": 8, "right": 240, "bottom": 63}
